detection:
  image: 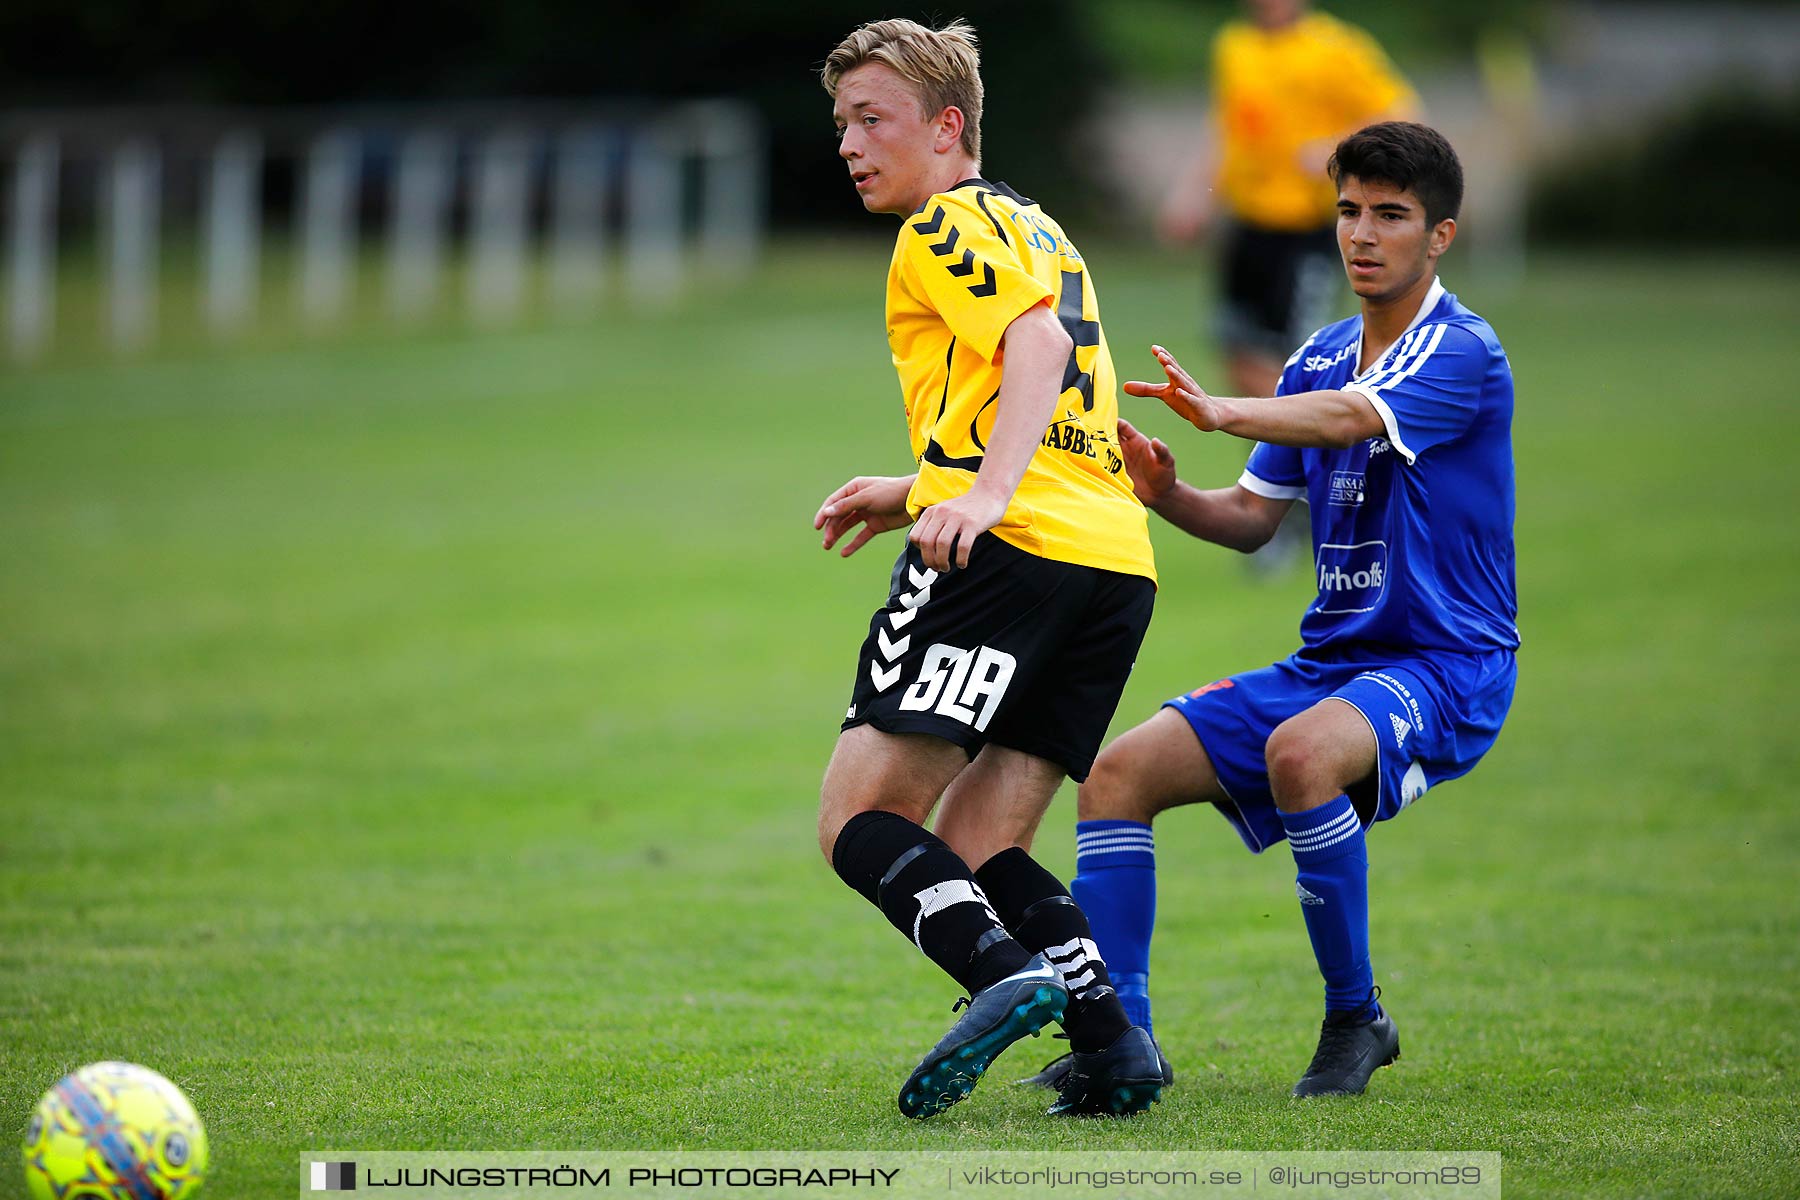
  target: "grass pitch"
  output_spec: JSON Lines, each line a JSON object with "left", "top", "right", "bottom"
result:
{"left": 3, "top": 244, "right": 1797, "bottom": 1198}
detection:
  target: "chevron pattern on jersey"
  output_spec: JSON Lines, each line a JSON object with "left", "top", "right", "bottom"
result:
{"left": 912, "top": 205, "right": 1001, "bottom": 297}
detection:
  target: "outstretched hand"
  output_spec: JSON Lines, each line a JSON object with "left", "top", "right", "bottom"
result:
{"left": 814, "top": 475, "right": 914, "bottom": 558}
{"left": 1116, "top": 418, "right": 1177, "bottom": 508}
{"left": 1123, "top": 345, "right": 1228, "bottom": 433}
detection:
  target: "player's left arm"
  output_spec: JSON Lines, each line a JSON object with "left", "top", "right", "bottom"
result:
{"left": 909, "top": 301, "right": 1071, "bottom": 571}
{"left": 1125, "top": 345, "right": 1382, "bottom": 449}
{"left": 1129, "top": 332, "right": 1485, "bottom": 460}
{"left": 815, "top": 473, "right": 917, "bottom": 558}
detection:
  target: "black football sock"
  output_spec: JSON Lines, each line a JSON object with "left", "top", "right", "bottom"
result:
{"left": 975, "top": 846, "right": 1133, "bottom": 1052}
{"left": 832, "top": 810, "right": 1033, "bottom": 995}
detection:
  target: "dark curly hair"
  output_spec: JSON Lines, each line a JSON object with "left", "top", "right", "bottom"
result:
{"left": 1329, "top": 122, "right": 1464, "bottom": 227}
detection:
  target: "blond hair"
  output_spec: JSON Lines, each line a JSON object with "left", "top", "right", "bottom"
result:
{"left": 821, "top": 18, "right": 984, "bottom": 161}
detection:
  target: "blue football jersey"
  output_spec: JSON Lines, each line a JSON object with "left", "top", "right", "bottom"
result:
{"left": 1243, "top": 278, "right": 1519, "bottom": 655}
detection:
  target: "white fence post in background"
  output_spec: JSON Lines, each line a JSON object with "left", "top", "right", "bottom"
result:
{"left": 624, "top": 122, "right": 683, "bottom": 306}
{"left": 388, "top": 130, "right": 453, "bottom": 321}
{"left": 105, "top": 139, "right": 160, "bottom": 352}
{"left": 467, "top": 129, "right": 532, "bottom": 326}
{"left": 203, "top": 131, "right": 261, "bottom": 335}
{"left": 691, "top": 102, "right": 764, "bottom": 281}
{"left": 549, "top": 125, "right": 608, "bottom": 310}
{"left": 3, "top": 101, "right": 768, "bottom": 367}
{"left": 298, "top": 130, "right": 359, "bottom": 328}
{"left": 6, "top": 135, "right": 59, "bottom": 361}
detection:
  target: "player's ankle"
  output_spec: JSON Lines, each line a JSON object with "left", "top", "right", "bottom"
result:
{"left": 1062, "top": 991, "right": 1133, "bottom": 1053}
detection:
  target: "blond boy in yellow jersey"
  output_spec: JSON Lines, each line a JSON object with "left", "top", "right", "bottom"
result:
{"left": 1161, "top": 0, "right": 1417, "bottom": 399}
{"left": 808, "top": 18, "right": 1166, "bottom": 1121}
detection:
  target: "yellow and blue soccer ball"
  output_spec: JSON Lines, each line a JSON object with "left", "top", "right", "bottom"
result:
{"left": 22, "top": 1062, "right": 208, "bottom": 1199}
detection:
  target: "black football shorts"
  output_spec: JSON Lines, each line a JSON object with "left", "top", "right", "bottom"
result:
{"left": 1217, "top": 219, "right": 1341, "bottom": 359}
{"left": 840, "top": 533, "right": 1154, "bottom": 782}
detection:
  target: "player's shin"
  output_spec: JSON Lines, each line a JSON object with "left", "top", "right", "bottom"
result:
{"left": 1280, "top": 795, "right": 1378, "bottom": 1018}
{"left": 1071, "top": 820, "right": 1158, "bottom": 1035}
{"left": 975, "top": 847, "right": 1132, "bottom": 1052}
{"left": 831, "top": 810, "right": 1032, "bottom": 994}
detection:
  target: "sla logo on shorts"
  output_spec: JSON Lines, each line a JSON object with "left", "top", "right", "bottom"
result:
{"left": 899, "top": 643, "right": 1017, "bottom": 731}
{"left": 1312, "top": 540, "right": 1388, "bottom": 614}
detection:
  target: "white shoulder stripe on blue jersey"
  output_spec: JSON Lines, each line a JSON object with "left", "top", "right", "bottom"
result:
{"left": 1347, "top": 275, "right": 1447, "bottom": 390}
{"left": 1355, "top": 325, "right": 1429, "bottom": 391}
{"left": 1343, "top": 323, "right": 1450, "bottom": 466}
{"left": 1369, "top": 323, "right": 1448, "bottom": 397}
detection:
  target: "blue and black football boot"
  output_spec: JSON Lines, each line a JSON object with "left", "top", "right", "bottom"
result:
{"left": 1045, "top": 1026, "right": 1165, "bottom": 1117}
{"left": 1018, "top": 1031, "right": 1174, "bottom": 1090}
{"left": 898, "top": 954, "right": 1067, "bottom": 1119}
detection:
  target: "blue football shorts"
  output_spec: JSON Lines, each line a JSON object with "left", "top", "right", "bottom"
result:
{"left": 1163, "top": 645, "right": 1517, "bottom": 853}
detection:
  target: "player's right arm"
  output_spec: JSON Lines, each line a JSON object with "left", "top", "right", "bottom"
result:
{"left": 906, "top": 300, "right": 1069, "bottom": 572}
{"left": 891, "top": 193, "right": 1062, "bottom": 571}
{"left": 1117, "top": 419, "right": 1290, "bottom": 553}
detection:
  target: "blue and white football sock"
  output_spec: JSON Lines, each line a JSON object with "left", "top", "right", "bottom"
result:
{"left": 1071, "top": 819, "right": 1157, "bottom": 1036}
{"left": 1280, "top": 794, "right": 1378, "bottom": 1019}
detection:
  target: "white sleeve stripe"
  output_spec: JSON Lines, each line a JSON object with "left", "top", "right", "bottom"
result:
{"left": 1238, "top": 470, "right": 1306, "bottom": 501}
{"left": 1343, "top": 386, "right": 1418, "bottom": 464}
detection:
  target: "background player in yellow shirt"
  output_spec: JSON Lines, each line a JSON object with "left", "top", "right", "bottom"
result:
{"left": 810, "top": 17, "right": 1165, "bottom": 1121}
{"left": 1161, "top": 0, "right": 1419, "bottom": 401}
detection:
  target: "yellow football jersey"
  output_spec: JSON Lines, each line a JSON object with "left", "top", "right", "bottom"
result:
{"left": 885, "top": 179, "right": 1155, "bottom": 583}
{"left": 1214, "top": 12, "right": 1416, "bottom": 232}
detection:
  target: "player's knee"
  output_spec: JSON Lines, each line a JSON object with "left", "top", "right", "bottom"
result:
{"left": 1264, "top": 720, "right": 1326, "bottom": 810}
{"left": 817, "top": 782, "right": 867, "bottom": 864}
{"left": 1077, "top": 747, "right": 1153, "bottom": 824}
{"left": 816, "top": 796, "right": 845, "bottom": 864}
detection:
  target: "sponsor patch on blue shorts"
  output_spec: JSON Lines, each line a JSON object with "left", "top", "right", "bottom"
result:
{"left": 1163, "top": 647, "right": 1515, "bottom": 853}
